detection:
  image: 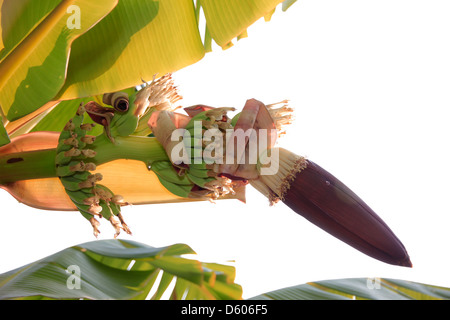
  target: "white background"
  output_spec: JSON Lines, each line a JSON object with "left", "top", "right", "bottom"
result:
{"left": 1, "top": 0, "right": 450, "bottom": 299}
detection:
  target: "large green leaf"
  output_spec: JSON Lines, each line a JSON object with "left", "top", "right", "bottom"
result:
{"left": 55, "top": 0, "right": 206, "bottom": 102}
{"left": 0, "top": 0, "right": 118, "bottom": 121}
{"left": 0, "top": 239, "right": 242, "bottom": 300}
{"left": 0, "top": 0, "right": 293, "bottom": 125}
{"left": 249, "top": 278, "right": 450, "bottom": 300}
{"left": 29, "top": 98, "right": 99, "bottom": 135}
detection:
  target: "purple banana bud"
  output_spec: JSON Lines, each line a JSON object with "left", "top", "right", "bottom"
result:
{"left": 257, "top": 149, "right": 412, "bottom": 267}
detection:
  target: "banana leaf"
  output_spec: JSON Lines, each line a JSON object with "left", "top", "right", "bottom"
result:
{"left": 0, "top": 116, "right": 9, "bottom": 146}
{"left": 0, "top": 239, "right": 242, "bottom": 300}
{"left": 249, "top": 278, "right": 450, "bottom": 300}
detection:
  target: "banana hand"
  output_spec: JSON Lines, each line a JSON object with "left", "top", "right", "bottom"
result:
{"left": 55, "top": 103, "right": 131, "bottom": 237}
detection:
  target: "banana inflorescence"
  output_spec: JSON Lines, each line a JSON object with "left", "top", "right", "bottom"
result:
{"left": 55, "top": 103, "right": 131, "bottom": 237}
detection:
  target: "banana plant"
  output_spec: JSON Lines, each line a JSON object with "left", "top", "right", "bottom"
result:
{"left": 0, "top": 0, "right": 412, "bottom": 272}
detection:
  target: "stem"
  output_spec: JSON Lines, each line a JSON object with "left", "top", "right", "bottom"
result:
{"left": 91, "top": 134, "right": 169, "bottom": 166}
{"left": 0, "top": 134, "right": 169, "bottom": 184}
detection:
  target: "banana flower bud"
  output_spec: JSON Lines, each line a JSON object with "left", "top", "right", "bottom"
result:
{"left": 236, "top": 100, "right": 412, "bottom": 267}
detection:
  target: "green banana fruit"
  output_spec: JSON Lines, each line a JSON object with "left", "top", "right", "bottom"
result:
{"left": 230, "top": 112, "right": 241, "bottom": 127}
{"left": 188, "top": 167, "right": 212, "bottom": 178}
{"left": 186, "top": 173, "right": 216, "bottom": 188}
{"left": 65, "top": 189, "right": 93, "bottom": 204}
{"left": 56, "top": 160, "right": 96, "bottom": 177}
{"left": 59, "top": 172, "right": 93, "bottom": 191}
{"left": 55, "top": 148, "right": 82, "bottom": 166}
{"left": 156, "top": 176, "right": 194, "bottom": 198}
{"left": 151, "top": 161, "right": 192, "bottom": 186}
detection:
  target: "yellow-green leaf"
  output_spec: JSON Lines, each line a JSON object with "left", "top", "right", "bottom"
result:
{"left": 0, "top": 0, "right": 4, "bottom": 53}
{"left": 0, "top": 117, "right": 10, "bottom": 147}
{"left": 0, "top": 0, "right": 118, "bottom": 121}
{"left": 55, "top": 0, "right": 206, "bottom": 102}
{"left": 200, "top": 0, "right": 284, "bottom": 49}
{"left": 282, "top": 0, "right": 297, "bottom": 12}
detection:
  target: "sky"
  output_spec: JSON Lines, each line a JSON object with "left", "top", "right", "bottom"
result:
{"left": 1, "top": 1, "right": 450, "bottom": 299}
